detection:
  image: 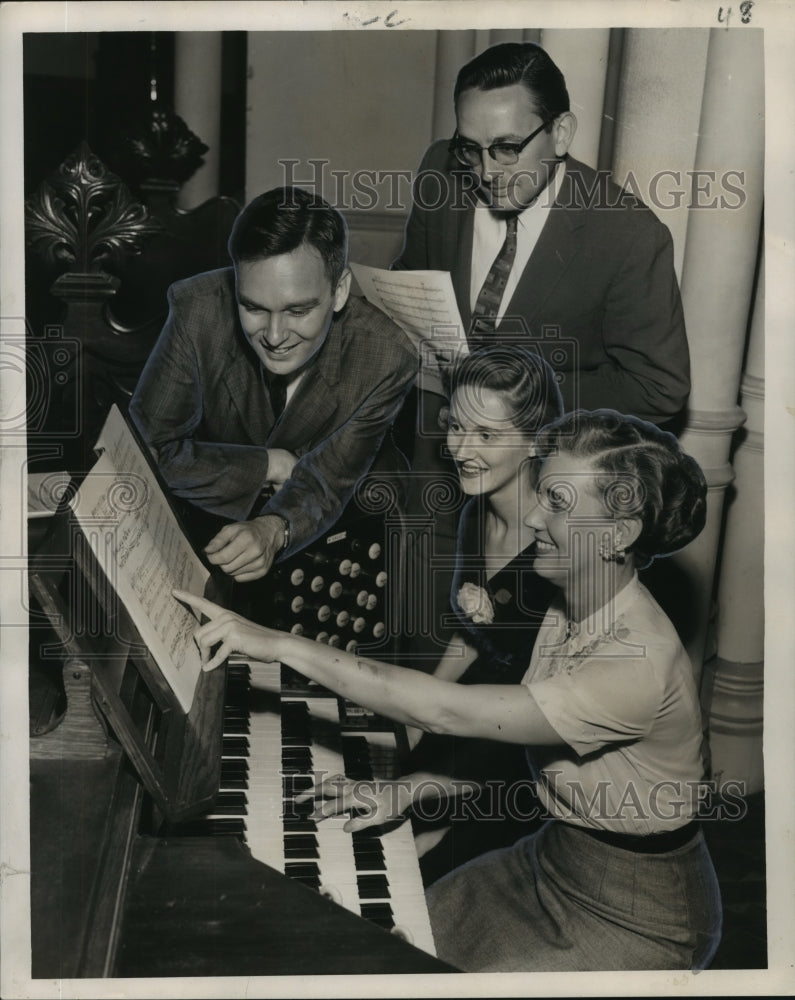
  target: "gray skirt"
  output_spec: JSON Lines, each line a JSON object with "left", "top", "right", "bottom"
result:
{"left": 425, "top": 820, "right": 722, "bottom": 972}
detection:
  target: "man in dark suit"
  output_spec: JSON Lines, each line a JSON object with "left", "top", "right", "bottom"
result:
{"left": 392, "top": 40, "right": 690, "bottom": 662}
{"left": 130, "top": 187, "right": 416, "bottom": 582}
{"left": 394, "top": 40, "right": 689, "bottom": 424}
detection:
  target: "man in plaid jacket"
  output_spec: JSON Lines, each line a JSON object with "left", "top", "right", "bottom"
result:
{"left": 130, "top": 187, "right": 416, "bottom": 582}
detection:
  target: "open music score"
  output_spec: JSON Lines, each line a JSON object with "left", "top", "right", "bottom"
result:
{"left": 351, "top": 262, "right": 468, "bottom": 394}
{"left": 69, "top": 404, "right": 208, "bottom": 712}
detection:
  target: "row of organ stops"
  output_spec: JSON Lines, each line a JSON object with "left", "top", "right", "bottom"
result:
{"left": 269, "top": 533, "right": 388, "bottom": 651}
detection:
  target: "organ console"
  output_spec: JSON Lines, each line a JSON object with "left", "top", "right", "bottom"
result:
{"left": 27, "top": 422, "right": 454, "bottom": 980}
{"left": 261, "top": 519, "right": 391, "bottom": 655}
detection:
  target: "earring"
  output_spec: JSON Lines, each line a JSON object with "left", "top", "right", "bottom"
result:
{"left": 599, "top": 538, "right": 626, "bottom": 563}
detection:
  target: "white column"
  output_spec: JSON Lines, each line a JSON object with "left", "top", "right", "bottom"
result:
{"left": 174, "top": 32, "right": 223, "bottom": 208}
{"left": 611, "top": 28, "right": 710, "bottom": 279}
{"left": 540, "top": 29, "right": 611, "bottom": 167}
{"left": 702, "top": 242, "right": 765, "bottom": 793}
{"left": 676, "top": 27, "right": 765, "bottom": 678}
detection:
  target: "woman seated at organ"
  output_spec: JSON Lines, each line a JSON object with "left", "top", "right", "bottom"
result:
{"left": 356, "top": 344, "right": 563, "bottom": 883}
{"left": 177, "top": 407, "right": 722, "bottom": 971}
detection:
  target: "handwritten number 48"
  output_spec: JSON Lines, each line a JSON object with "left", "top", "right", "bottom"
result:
{"left": 718, "top": 2, "right": 754, "bottom": 26}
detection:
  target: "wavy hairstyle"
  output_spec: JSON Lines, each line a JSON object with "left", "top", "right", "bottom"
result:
{"left": 534, "top": 409, "right": 707, "bottom": 567}
{"left": 448, "top": 344, "right": 564, "bottom": 439}
{"left": 228, "top": 186, "right": 348, "bottom": 288}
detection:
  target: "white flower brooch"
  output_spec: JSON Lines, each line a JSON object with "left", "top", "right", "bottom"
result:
{"left": 457, "top": 582, "right": 495, "bottom": 624}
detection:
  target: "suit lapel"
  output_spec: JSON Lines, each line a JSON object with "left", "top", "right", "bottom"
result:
{"left": 270, "top": 367, "right": 338, "bottom": 452}
{"left": 503, "top": 164, "right": 587, "bottom": 329}
{"left": 451, "top": 205, "right": 475, "bottom": 332}
{"left": 267, "top": 310, "right": 344, "bottom": 452}
{"left": 220, "top": 345, "right": 275, "bottom": 445}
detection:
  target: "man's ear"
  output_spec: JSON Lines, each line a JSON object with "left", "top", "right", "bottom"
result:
{"left": 333, "top": 268, "right": 352, "bottom": 312}
{"left": 553, "top": 112, "right": 577, "bottom": 158}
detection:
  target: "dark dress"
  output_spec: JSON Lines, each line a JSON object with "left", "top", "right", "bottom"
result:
{"left": 406, "top": 496, "right": 556, "bottom": 885}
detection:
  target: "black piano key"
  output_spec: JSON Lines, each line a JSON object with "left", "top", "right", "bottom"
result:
{"left": 360, "top": 903, "right": 395, "bottom": 928}
{"left": 356, "top": 873, "right": 391, "bottom": 899}
{"left": 214, "top": 791, "right": 248, "bottom": 815}
{"left": 222, "top": 703, "right": 249, "bottom": 719}
{"left": 284, "top": 861, "right": 320, "bottom": 879}
{"left": 283, "top": 775, "right": 313, "bottom": 796}
{"left": 218, "top": 775, "right": 248, "bottom": 790}
{"left": 353, "top": 851, "right": 386, "bottom": 871}
{"left": 220, "top": 758, "right": 248, "bottom": 777}
{"left": 222, "top": 717, "right": 250, "bottom": 735}
{"left": 283, "top": 843, "right": 320, "bottom": 859}
{"left": 225, "top": 666, "right": 250, "bottom": 687}
{"left": 283, "top": 832, "right": 319, "bottom": 851}
{"left": 351, "top": 831, "right": 384, "bottom": 849}
{"left": 222, "top": 735, "right": 249, "bottom": 757}
{"left": 282, "top": 734, "right": 311, "bottom": 748}
{"left": 281, "top": 815, "right": 317, "bottom": 832}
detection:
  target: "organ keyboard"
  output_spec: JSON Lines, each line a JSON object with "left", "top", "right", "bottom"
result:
{"left": 172, "top": 659, "right": 437, "bottom": 957}
{"left": 27, "top": 417, "right": 453, "bottom": 977}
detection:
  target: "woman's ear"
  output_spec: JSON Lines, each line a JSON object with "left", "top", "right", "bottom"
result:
{"left": 527, "top": 443, "right": 538, "bottom": 458}
{"left": 616, "top": 516, "right": 643, "bottom": 551}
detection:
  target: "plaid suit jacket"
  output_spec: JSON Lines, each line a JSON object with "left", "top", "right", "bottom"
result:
{"left": 130, "top": 268, "right": 417, "bottom": 553}
{"left": 394, "top": 145, "right": 690, "bottom": 425}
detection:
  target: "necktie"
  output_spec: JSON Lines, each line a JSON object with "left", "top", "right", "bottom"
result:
{"left": 266, "top": 371, "right": 288, "bottom": 421}
{"left": 470, "top": 213, "right": 519, "bottom": 344}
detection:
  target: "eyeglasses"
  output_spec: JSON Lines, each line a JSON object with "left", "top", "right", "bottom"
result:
{"left": 449, "top": 120, "right": 553, "bottom": 167}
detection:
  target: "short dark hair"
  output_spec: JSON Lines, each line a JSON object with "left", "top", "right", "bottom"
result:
{"left": 449, "top": 345, "right": 564, "bottom": 439}
{"left": 228, "top": 186, "right": 348, "bottom": 288}
{"left": 535, "top": 410, "right": 707, "bottom": 567}
{"left": 454, "top": 42, "right": 570, "bottom": 125}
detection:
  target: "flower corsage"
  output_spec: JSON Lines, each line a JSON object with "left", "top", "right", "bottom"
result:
{"left": 456, "top": 581, "right": 495, "bottom": 625}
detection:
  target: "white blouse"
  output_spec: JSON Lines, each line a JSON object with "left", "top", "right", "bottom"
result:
{"left": 522, "top": 574, "right": 706, "bottom": 834}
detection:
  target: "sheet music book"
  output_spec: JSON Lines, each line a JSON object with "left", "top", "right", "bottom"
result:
{"left": 350, "top": 262, "right": 469, "bottom": 395}
{"left": 69, "top": 405, "right": 208, "bottom": 712}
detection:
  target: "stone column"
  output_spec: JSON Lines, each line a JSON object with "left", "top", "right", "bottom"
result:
{"left": 174, "top": 32, "right": 223, "bottom": 208}
{"left": 611, "top": 27, "right": 710, "bottom": 278}
{"left": 675, "top": 27, "right": 765, "bottom": 678}
{"left": 702, "top": 241, "right": 765, "bottom": 793}
{"left": 540, "top": 29, "right": 611, "bottom": 167}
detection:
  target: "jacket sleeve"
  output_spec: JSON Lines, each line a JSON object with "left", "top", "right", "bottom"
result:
{"left": 571, "top": 216, "right": 690, "bottom": 424}
{"left": 129, "top": 285, "right": 271, "bottom": 520}
{"left": 259, "top": 351, "right": 416, "bottom": 557}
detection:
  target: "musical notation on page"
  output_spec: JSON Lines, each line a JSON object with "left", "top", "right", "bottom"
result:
{"left": 70, "top": 405, "right": 208, "bottom": 712}
{"left": 350, "top": 263, "right": 468, "bottom": 394}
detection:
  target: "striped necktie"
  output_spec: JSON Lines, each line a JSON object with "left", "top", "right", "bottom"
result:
{"left": 470, "top": 213, "right": 519, "bottom": 344}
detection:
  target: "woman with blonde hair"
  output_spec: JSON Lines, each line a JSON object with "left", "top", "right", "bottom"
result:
{"left": 177, "top": 409, "right": 722, "bottom": 971}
